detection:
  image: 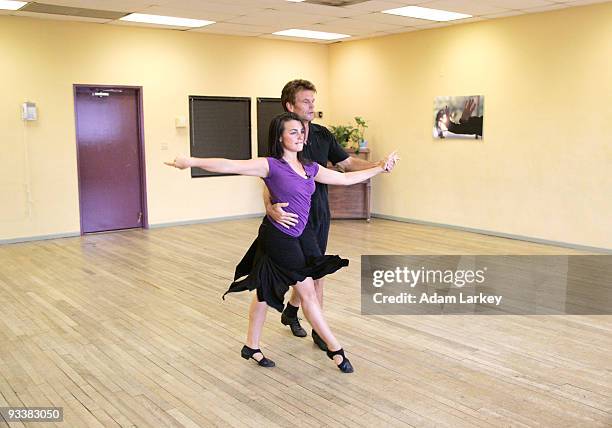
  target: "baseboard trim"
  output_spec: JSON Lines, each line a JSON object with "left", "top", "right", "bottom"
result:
{"left": 0, "top": 232, "right": 81, "bottom": 245}
{"left": 150, "top": 213, "right": 265, "bottom": 229}
{"left": 4, "top": 214, "right": 609, "bottom": 254}
{"left": 371, "top": 213, "right": 612, "bottom": 254}
{"left": 0, "top": 214, "right": 266, "bottom": 245}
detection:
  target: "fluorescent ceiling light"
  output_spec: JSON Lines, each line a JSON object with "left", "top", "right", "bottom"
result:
{"left": 120, "top": 13, "right": 215, "bottom": 28}
{"left": 0, "top": 0, "right": 27, "bottom": 10}
{"left": 382, "top": 6, "right": 471, "bottom": 22}
{"left": 273, "top": 29, "right": 350, "bottom": 41}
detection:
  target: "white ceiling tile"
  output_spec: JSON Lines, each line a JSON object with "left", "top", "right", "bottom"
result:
{"left": 109, "top": 20, "right": 189, "bottom": 30}
{"left": 154, "top": 0, "right": 267, "bottom": 16}
{"left": 347, "top": 31, "right": 394, "bottom": 41}
{"left": 305, "top": 23, "right": 367, "bottom": 36}
{"left": 556, "top": 0, "right": 610, "bottom": 6}
{"left": 520, "top": 3, "right": 572, "bottom": 12}
{"left": 139, "top": 6, "right": 237, "bottom": 22}
{"left": 344, "top": 1, "right": 418, "bottom": 12}
{"left": 383, "top": 25, "right": 420, "bottom": 33}
{"left": 410, "top": 20, "right": 449, "bottom": 29}
{"left": 191, "top": 22, "right": 278, "bottom": 35}
{"left": 483, "top": 10, "right": 526, "bottom": 18}
{"left": 320, "top": 17, "right": 404, "bottom": 32}
{"left": 352, "top": 11, "right": 431, "bottom": 26}
{"left": 192, "top": 27, "right": 264, "bottom": 37}
{"left": 196, "top": 0, "right": 286, "bottom": 6}
{"left": 419, "top": 0, "right": 509, "bottom": 15}
{"left": 226, "top": 9, "right": 335, "bottom": 26}
{"left": 448, "top": 15, "right": 486, "bottom": 25}
{"left": 480, "top": 0, "right": 557, "bottom": 8}
{"left": 270, "top": 1, "right": 369, "bottom": 17}
{"left": 258, "top": 33, "right": 332, "bottom": 44}
{"left": 197, "top": 29, "right": 262, "bottom": 37}
{"left": 3, "top": 0, "right": 606, "bottom": 43}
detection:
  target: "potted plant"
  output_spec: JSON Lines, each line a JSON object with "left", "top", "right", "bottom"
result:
{"left": 351, "top": 116, "right": 368, "bottom": 150}
{"left": 329, "top": 124, "right": 357, "bottom": 148}
{"left": 331, "top": 117, "right": 369, "bottom": 153}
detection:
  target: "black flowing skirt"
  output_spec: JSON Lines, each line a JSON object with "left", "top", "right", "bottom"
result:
{"left": 223, "top": 217, "right": 349, "bottom": 312}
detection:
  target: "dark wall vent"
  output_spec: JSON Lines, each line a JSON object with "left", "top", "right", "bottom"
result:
{"left": 21, "top": 2, "right": 127, "bottom": 19}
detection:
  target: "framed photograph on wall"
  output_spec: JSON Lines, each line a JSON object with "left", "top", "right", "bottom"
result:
{"left": 433, "top": 95, "right": 484, "bottom": 139}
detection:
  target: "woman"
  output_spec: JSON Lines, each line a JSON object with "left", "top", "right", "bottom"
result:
{"left": 166, "top": 112, "right": 398, "bottom": 373}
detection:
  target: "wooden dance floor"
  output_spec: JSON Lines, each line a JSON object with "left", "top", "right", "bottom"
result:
{"left": 0, "top": 218, "right": 610, "bottom": 427}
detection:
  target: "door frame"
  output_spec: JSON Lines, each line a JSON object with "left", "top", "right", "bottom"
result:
{"left": 73, "top": 84, "right": 149, "bottom": 234}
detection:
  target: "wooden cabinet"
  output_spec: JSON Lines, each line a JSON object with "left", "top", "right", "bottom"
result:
{"left": 328, "top": 148, "right": 371, "bottom": 220}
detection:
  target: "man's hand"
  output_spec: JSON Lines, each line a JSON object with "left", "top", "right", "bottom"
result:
{"left": 460, "top": 98, "right": 476, "bottom": 123}
{"left": 266, "top": 202, "right": 299, "bottom": 229}
{"left": 164, "top": 155, "right": 191, "bottom": 169}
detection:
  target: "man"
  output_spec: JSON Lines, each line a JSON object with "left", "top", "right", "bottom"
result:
{"left": 264, "top": 79, "right": 384, "bottom": 350}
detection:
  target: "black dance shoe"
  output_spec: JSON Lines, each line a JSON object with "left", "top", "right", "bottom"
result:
{"left": 241, "top": 345, "right": 275, "bottom": 367}
{"left": 281, "top": 312, "right": 307, "bottom": 337}
{"left": 326, "top": 348, "right": 354, "bottom": 373}
{"left": 312, "top": 330, "right": 328, "bottom": 352}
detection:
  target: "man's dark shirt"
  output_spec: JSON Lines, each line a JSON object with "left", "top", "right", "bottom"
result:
{"left": 301, "top": 123, "right": 349, "bottom": 250}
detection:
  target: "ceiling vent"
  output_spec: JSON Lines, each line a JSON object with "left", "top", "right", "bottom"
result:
{"left": 304, "top": 0, "right": 370, "bottom": 6}
{"left": 20, "top": 2, "right": 127, "bottom": 20}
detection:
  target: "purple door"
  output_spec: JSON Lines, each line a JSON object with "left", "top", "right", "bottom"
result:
{"left": 75, "top": 87, "right": 144, "bottom": 233}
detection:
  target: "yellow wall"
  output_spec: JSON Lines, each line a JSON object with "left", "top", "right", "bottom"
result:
{"left": 328, "top": 3, "right": 612, "bottom": 249}
{"left": 0, "top": 16, "right": 329, "bottom": 240}
{"left": 2, "top": 3, "right": 610, "bottom": 249}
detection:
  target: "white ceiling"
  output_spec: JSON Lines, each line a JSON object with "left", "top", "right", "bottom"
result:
{"left": 2, "top": 0, "right": 610, "bottom": 43}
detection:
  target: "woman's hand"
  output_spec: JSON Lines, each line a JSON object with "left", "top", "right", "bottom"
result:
{"left": 164, "top": 155, "right": 192, "bottom": 170}
{"left": 380, "top": 151, "right": 400, "bottom": 172}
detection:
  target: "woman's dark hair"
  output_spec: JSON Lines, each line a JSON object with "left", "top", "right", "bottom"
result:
{"left": 267, "top": 112, "right": 311, "bottom": 164}
{"left": 435, "top": 108, "right": 446, "bottom": 138}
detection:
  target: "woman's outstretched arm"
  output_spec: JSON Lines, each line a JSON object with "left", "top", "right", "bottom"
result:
{"left": 165, "top": 155, "right": 269, "bottom": 178}
{"left": 314, "top": 151, "right": 398, "bottom": 186}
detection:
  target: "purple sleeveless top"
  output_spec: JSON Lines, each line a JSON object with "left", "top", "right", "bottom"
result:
{"left": 263, "top": 157, "right": 320, "bottom": 237}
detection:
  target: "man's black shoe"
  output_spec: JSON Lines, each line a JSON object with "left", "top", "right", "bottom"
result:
{"left": 281, "top": 312, "right": 307, "bottom": 337}
{"left": 312, "top": 330, "right": 328, "bottom": 352}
